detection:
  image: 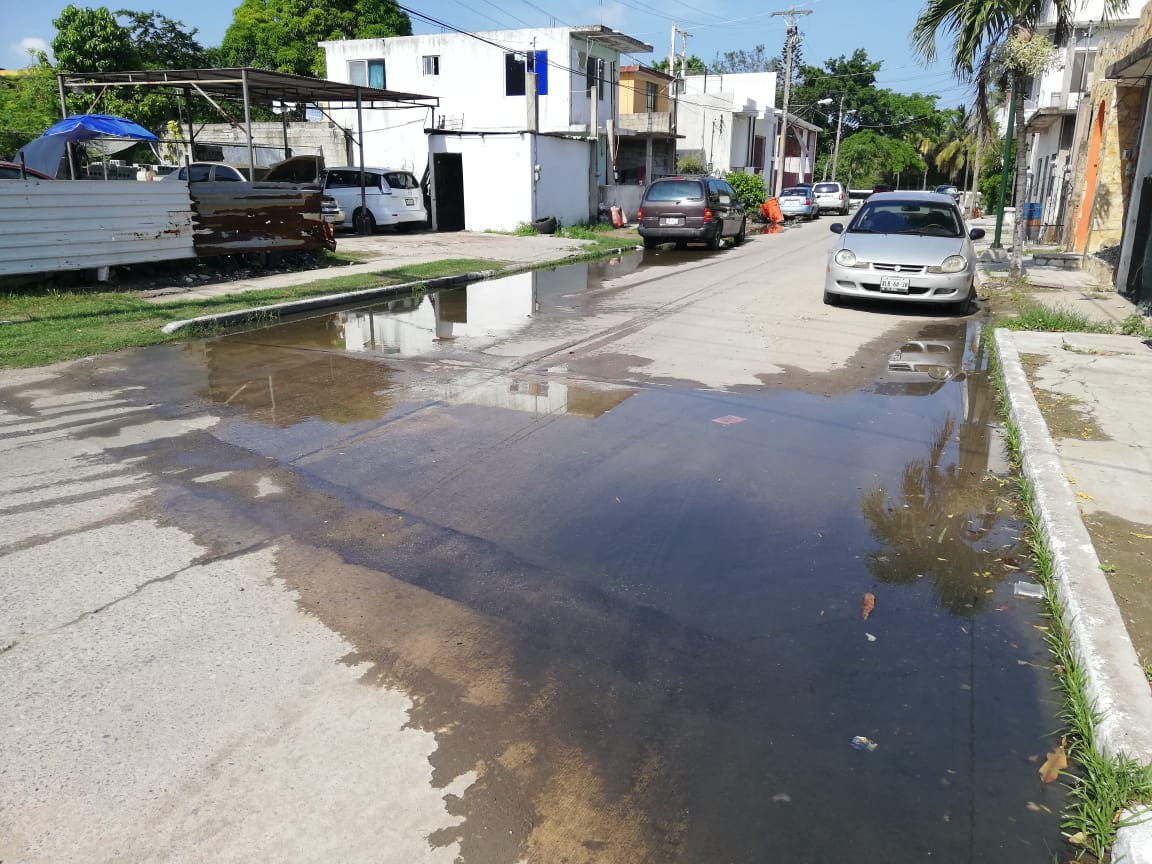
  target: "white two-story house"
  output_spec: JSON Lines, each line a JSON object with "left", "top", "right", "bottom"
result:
{"left": 320, "top": 26, "right": 653, "bottom": 231}
{"left": 675, "top": 72, "right": 778, "bottom": 177}
{"left": 1023, "top": 0, "right": 1149, "bottom": 239}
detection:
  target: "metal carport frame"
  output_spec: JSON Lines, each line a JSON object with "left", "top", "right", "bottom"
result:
{"left": 57, "top": 67, "right": 439, "bottom": 232}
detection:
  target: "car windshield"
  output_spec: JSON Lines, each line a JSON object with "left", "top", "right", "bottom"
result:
{"left": 848, "top": 200, "right": 962, "bottom": 237}
{"left": 812, "top": 184, "right": 840, "bottom": 194}
{"left": 646, "top": 180, "right": 704, "bottom": 201}
{"left": 781, "top": 187, "right": 810, "bottom": 196}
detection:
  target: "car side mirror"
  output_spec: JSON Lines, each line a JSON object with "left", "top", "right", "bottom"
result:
{"left": 969, "top": 228, "right": 985, "bottom": 240}
{"left": 830, "top": 223, "right": 844, "bottom": 234}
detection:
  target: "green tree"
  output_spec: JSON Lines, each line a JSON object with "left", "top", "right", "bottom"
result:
{"left": 52, "top": 5, "right": 134, "bottom": 72}
{"left": 221, "top": 0, "right": 412, "bottom": 77}
{"left": 836, "top": 130, "right": 926, "bottom": 188}
{"left": 0, "top": 60, "right": 62, "bottom": 158}
{"left": 912, "top": 0, "right": 1128, "bottom": 274}
{"left": 711, "top": 44, "right": 779, "bottom": 74}
{"left": 116, "top": 9, "right": 207, "bottom": 68}
{"left": 651, "top": 55, "right": 707, "bottom": 75}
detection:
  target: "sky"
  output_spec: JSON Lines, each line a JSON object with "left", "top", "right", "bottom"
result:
{"left": 2, "top": 0, "right": 973, "bottom": 107}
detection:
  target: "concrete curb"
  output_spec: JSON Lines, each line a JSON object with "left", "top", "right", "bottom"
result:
{"left": 159, "top": 245, "right": 641, "bottom": 335}
{"left": 995, "top": 328, "right": 1152, "bottom": 862}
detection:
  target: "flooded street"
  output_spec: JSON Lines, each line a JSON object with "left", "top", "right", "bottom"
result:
{"left": 1, "top": 225, "right": 1068, "bottom": 862}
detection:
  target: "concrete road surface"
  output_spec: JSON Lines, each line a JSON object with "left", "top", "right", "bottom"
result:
{"left": 2, "top": 222, "right": 1061, "bottom": 863}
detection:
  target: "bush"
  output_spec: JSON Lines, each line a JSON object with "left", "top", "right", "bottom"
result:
{"left": 677, "top": 153, "right": 708, "bottom": 174}
{"left": 725, "top": 171, "right": 767, "bottom": 212}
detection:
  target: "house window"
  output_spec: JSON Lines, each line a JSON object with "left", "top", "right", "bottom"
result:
{"left": 422, "top": 55, "right": 440, "bottom": 76}
{"left": 1070, "top": 51, "right": 1096, "bottom": 94}
{"left": 348, "top": 59, "right": 385, "bottom": 89}
{"left": 505, "top": 50, "right": 548, "bottom": 96}
{"left": 645, "top": 81, "right": 657, "bottom": 113}
{"left": 586, "top": 56, "right": 604, "bottom": 99}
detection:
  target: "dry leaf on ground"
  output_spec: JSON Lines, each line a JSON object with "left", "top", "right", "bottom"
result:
{"left": 862, "top": 592, "right": 876, "bottom": 620}
{"left": 1038, "top": 743, "right": 1067, "bottom": 783}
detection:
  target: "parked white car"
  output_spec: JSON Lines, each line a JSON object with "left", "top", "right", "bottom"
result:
{"left": 320, "top": 167, "right": 427, "bottom": 232}
{"left": 812, "top": 181, "right": 850, "bottom": 216}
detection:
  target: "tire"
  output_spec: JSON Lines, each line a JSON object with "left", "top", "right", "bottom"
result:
{"left": 708, "top": 222, "right": 724, "bottom": 250}
{"left": 674, "top": 240, "right": 688, "bottom": 250}
{"left": 841, "top": 206, "right": 850, "bottom": 217}
{"left": 533, "top": 215, "right": 558, "bottom": 234}
{"left": 353, "top": 208, "right": 376, "bottom": 234}
{"left": 823, "top": 290, "right": 841, "bottom": 307}
{"left": 733, "top": 218, "right": 747, "bottom": 246}
{"left": 950, "top": 289, "right": 975, "bottom": 316}
{"left": 642, "top": 237, "right": 660, "bottom": 249}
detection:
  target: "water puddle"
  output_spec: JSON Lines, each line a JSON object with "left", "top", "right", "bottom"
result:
{"left": 94, "top": 311, "right": 1071, "bottom": 863}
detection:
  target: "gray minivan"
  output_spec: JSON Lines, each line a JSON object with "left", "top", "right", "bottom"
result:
{"left": 637, "top": 176, "right": 747, "bottom": 250}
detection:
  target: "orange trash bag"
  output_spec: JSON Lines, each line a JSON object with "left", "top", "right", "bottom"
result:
{"left": 760, "top": 198, "right": 784, "bottom": 224}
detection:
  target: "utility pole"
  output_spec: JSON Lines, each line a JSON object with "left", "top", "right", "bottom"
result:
{"left": 772, "top": 7, "right": 811, "bottom": 198}
{"left": 831, "top": 94, "right": 853, "bottom": 182}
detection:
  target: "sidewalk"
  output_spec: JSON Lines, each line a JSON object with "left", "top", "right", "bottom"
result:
{"left": 975, "top": 220, "right": 1152, "bottom": 862}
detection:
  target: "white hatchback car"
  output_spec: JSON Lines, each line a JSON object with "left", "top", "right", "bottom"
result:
{"left": 321, "top": 167, "right": 427, "bottom": 232}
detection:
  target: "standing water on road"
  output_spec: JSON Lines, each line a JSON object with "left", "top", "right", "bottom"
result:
{"left": 105, "top": 263, "right": 1068, "bottom": 863}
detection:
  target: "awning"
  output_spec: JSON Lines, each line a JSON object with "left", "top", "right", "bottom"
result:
{"left": 1107, "top": 37, "right": 1152, "bottom": 81}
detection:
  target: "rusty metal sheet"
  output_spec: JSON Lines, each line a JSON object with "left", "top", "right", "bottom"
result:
{"left": 190, "top": 182, "right": 333, "bottom": 257}
{"left": 0, "top": 180, "right": 195, "bottom": 277}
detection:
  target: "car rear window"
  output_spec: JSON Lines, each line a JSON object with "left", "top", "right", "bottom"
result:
{"left": 645, "top": 180, "right": 705, "bottom": 202}
{"left": 384, "top": 172, "right": 419, "bottom": 190}
{"left": 812, "top": 183, "right": 840, "bottom": 193}
{"left": 781, "top": 187, "right": 810, "bottom": 196}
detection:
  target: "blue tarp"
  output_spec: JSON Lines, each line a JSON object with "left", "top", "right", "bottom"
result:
{"left": 15, "top": 114, "right": 157, "bottom": 178}
{"left": 40, "top": 114, "right": 157, "bottom": 142}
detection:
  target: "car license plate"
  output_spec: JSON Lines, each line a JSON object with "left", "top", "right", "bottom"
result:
{"left": 660, "top": 216, "right": 684, "bottom": 226}
{"left": 880, "top": 276, "right": 910, "bottom": 293}
{"left": 405, "top": 197, "right": 415, "bottom": 205}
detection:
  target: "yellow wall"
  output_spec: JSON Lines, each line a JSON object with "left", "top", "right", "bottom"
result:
{"left": 618, "top": 70, "right": 670, "bottom": 115}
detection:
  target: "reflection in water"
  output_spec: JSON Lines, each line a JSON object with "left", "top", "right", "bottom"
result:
{"left": 342, "top": 276, "right": 537, "bottom": 356}
{"left": 861, "top": 326, "right": 1012, "bottom": 615}
{"left": 190, "top": 332, "right": 395, "bottom": 426}
{"left": 874, "top": 322, "right": 967, "bottom": 396}
{"left": 416, "top": 372, "right": 634, "bottom": 418}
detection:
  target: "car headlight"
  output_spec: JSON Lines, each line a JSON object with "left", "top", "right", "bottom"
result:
{"left": 834, "top": 249, "right": 857, "bottom": 267}
{"left": 929, "top": 255, "right": 967, "bottom": 274}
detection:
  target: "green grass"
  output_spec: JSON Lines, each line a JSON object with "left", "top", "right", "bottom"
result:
{"left": 504, "top": 221, "right": 641, "bottom": 251}
{"left": 1004, "top": 303, "right": 1116, "bottom": 334}
{"left": 989, "top": 342, "right": 1152, "bottom": 859}
{"left": 0, "top": 258, "right": 501, "bottom": 368}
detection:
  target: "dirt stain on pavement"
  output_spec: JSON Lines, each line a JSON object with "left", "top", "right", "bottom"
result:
{"left": 1083, "top": 511, "right": 1152, "bottom": 667}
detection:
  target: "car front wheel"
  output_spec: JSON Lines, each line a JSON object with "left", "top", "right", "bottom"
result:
{"left": 823, "top": 289, "right": 841, "bottom": 306}
{"left": 733, "top": 218, "right": 747, "bottom": 246}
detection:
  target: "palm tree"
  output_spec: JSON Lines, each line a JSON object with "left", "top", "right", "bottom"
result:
{"left": 912, "top": 0, "right": 1129, "bottom": 275}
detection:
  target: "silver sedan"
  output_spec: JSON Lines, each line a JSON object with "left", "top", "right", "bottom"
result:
{"left": 823, "top": 191, "right": 984, "bottom": 314}
{"left": 778, "top": 185, "right": 819, "bottom": 221}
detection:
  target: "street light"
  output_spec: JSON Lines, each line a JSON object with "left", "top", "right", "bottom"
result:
{"left": 819, "top": 96, "right": 856, "bottom": 183}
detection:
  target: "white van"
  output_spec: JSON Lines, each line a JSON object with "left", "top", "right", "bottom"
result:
{"left": 320, "top": 167, "right": 427, "bottom": 232}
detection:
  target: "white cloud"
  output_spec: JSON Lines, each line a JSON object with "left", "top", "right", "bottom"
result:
{"left": 6, "top": 37, "right": 52, "bottom": 67}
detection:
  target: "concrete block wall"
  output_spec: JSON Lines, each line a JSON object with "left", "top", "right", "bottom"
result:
{"left": 186, "top": 122, "right": 350, "bottom": 170}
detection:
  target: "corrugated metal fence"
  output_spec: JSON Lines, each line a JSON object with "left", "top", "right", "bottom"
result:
{"left": 190, "top": 184, "right": 332, "bottom": 257}
{"left": 0, "top": 180, "right": 195, "bottom": 277}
